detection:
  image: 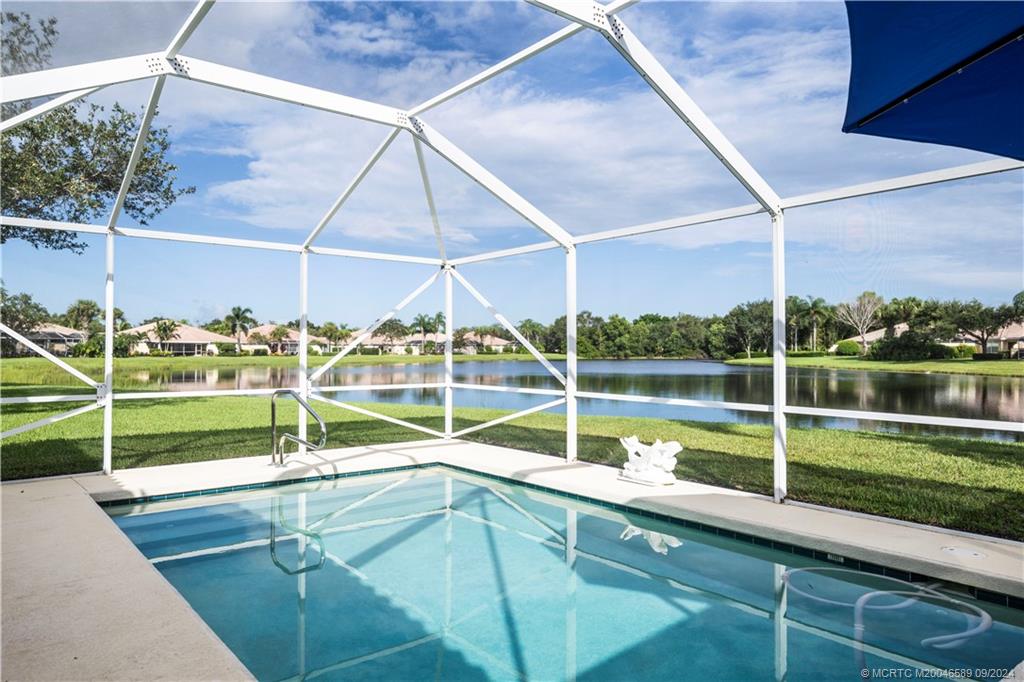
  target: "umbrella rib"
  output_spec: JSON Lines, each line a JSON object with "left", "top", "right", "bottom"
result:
{"left": 850, "top": 27, "right": 1024, "bottom": 130}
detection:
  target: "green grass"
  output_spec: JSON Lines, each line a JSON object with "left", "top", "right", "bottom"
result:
{"left": 2, "top": 398, "right": 1021, "bottom": 540}
{"left": 726, "top": 355, "right": 1024, "bottom": 377}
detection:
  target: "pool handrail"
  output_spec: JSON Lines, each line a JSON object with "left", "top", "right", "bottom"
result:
{"left": 271, "top": 389, "right": 327, "bottom": 465}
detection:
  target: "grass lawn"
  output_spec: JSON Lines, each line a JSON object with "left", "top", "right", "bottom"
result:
{"left": 726, "top": 355, "right": 1024, "bottom": 377}
{"left": 2, "top": 398, "right": 1021, "bottom": 540}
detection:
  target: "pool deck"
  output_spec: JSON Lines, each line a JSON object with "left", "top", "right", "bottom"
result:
{"left": 3, "top": 438, "right": 1022, "bottom": 680}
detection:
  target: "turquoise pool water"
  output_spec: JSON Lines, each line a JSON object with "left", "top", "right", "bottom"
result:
{"left": 110, "top": 469, "right": 1023, "bottom": 681}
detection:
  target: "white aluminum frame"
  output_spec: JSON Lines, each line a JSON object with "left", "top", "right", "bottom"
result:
{"left": 1, "top": 0, "right": 1020, "bottom": 504}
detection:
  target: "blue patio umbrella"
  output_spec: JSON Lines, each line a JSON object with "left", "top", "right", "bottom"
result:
{"left": 842, "top": 1, "right": 1024, "bottom": 160}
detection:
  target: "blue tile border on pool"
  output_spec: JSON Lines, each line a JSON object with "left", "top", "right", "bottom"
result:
{"left": 97, "top": 461, "right": 1022, "bottom": 611}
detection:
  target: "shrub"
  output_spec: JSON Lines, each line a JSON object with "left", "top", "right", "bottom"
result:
{"left": 868, "top": 331, "right": 957, "bottom": 361}
{"left": 252, "top": 348, "right": 268, "bottom": 356}
{"left": 952, "top": 344, "right": 975, "bottom": 359}
{"left": 148, "top": 349, "right": 170, "bottom": 357}
{"left": 732, "top": 351, "right": 769, "bottom": 359}
{"left": 787, "top": 350, "right": 826, "bottom": 357}
{"left": 973, "top": 352, "right": 1006, "bottom": 361}
{"left": 307, "top": 344, "right": 322, "bottom": 356}
{"left": 214, "top": 342, "right": 237, "bottom": 354}
{"left": 835, "top": 340, "right": 861, "bottom": 356}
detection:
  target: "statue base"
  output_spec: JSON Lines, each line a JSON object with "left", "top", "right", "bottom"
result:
{"left": 618, "top": 471, "right": 676, "bottom": 486}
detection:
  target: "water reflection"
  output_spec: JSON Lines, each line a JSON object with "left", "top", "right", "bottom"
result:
{"left": 109, "top": 359, "right": 1021, "bottom": 439}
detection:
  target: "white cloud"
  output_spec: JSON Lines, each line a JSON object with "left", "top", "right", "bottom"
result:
{"left": 15, "top": 0, "right": 1019, "bottom": 285}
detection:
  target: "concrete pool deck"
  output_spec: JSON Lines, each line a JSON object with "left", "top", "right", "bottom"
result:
{"left": 3, "top": 439, "right": 1022, "bottom": 679}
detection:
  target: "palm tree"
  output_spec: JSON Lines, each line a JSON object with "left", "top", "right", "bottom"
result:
{"left": 804, "top": 296, "right": 830, "bottom": 351}
{"left": 62, "top": 299, "right": 102, "bottom": 332}
{"left": 412, "top": 313, "right": 434, "bottom": 354}
{"left": 432, "top": 312, "right": 446, "bottom": 353}
{"left": 319, "top": 322, "right": 340, "bottom": 352}
{"left": 269, "top": 325, "right": 290, "bottom": 354}
{"left": 785, "top": 296, "right": 810, "bottom": 351}
{"left": 224, "top": 306, "right": 257, "bottom": 352}
{"left": 153, "top": 319, "right": 179, "bottom": 352}
{"left": 518, "top": 319, "right": 545, "bottom": 347}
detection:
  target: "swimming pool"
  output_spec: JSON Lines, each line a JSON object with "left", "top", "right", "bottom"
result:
{"left": 110, "top": 468, "right": 1023, "bottom": 681}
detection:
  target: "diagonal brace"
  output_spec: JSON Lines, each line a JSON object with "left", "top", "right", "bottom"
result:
{"left": 0, "top": 401, "right": 102, "bottom": 441}
{"left": 525, "top": 0, "right": 783, "bottom": 215}
{"left": 449, "top": 268, "right": 566, "bottom": 385}
{"left": 304, "top": 129, "right": 400, "bottom": 248}
{"left": 0, "top": 323, "right": 101, "bottom": 389}
{"left": 309, "top": 270, "right": 440, "bottom": 383}
{"left": 413, "top": 135, "right": 447, "bottom": 261}
{"left": 450, "top": 397, "right": 566, "bottom": 438}
{"left": 407, "top": 118, "right": 575, "bottom": 248}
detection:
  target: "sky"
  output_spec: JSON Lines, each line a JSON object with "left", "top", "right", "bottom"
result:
{"left": 2, "top": 0, "right": 1021, "bottom": 330}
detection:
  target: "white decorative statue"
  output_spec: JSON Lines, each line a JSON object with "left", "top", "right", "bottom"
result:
{"left": 620, "top": 525, "right": 683, "bottom": 555}
{"left": 619, "top": 435, "right": 682, "bottom": 486}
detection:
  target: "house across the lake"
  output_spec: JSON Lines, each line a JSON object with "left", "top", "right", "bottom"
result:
{"left": 240, "top": 324, "right": 333, "bottom": 355}
{"left": 990, "top": 322, "right": 1024, "bottom": 357}
{"left": 357, "top": 330, "right": 516, "bottom": 355}
{"left": 125, "top": 322, "right": 235, "bottom": 356}
{"left": 15, "top": 323, "right": 87, "bottom": 356}
{"left": 829, "top": 321, "right": 1024, "bottom": 356}
{"left": 828, "top": 323, "right": 909, "bottom": 353}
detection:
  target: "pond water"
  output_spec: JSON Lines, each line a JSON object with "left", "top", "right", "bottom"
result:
{"left": 115, "top": 359, "right": 1022, "bottom": 440}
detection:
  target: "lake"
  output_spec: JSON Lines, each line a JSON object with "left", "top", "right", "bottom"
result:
{"left": 117, "top": 359, "right": 1022, "bottom": 440}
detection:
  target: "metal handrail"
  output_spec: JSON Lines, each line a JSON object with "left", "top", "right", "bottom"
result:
{"left": 271, "top": 389, "right": 327, "bottom": 465}
{"left": 269, "top": 498, "right": 326, "bottom": 576}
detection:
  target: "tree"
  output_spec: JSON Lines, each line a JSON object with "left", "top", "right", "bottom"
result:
{"left": 247, "top": 331, "right": 269, "bottom": 346}
{"left": 110, "top": 307, "right": 128, "bottom": 331}
{"left": 942, "top": 300, "right": 1021, "bottom": 354}
{"left": 804, "top": 296, "right": 830, "bottom": 352}
{"left": 786, "top": 296, "right": 809, "bottom": 351}
{"left": 201, "top": 317, "right": 233, "bottom": 336}
{"left": 269, "top": 326, "right": 291, "bottom": 354}
{"left": 153, "top": 319, "right": 179, "bottom": 352}
{"left": 600, "top": 314, "right": 632, "bottom": 358}
{"left": 116, "top": 330, "right": 144, "bottom": 357}
{"left": 377, "top": 319, "right": 409, "bottom": 347}
{"left": 724, "top": 300, "right": 772, "bottom": 358}
{"left": 835, "top": 291, "right": 884, "bottom": 354}
{"left": 61, "top": 299, "right": 101, "bottom": 333}
{"left": 879, "top": 296, "right": 922, "bottom": 337}
{"left": 1, "top": 12, "right": 194, "bottom": 253}
{"left": 0, "top": 285, "right": 49, "bottom": 354}
{"left": 517, "top": 319, "right": 545, "bottom": 349}
{"left": 319, "top": 322, "right": 350, "bottom": 352}
{"left": 224, "top": 306, "right": 257, "bottom": 352}
{"left": 704, "top": 316, "right": 729, "bottom": 359}
{"left": 411, "top": 313, "right": 434, "bottom": 354}
{"left": 432, "top": 312, "right": 446, "bottom": 352}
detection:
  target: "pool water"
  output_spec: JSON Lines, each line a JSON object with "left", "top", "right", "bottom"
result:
{"left": 110, "top": 469, "right": 1024, "bottom": 681}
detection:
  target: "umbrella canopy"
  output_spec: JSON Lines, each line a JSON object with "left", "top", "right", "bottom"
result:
{"left": 843, "top": 1, "right": 1024, "bottom": 160}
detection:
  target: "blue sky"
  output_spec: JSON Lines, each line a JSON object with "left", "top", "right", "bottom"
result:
{"left": 2, "top": 1, "right": 1021, "bottom": 329}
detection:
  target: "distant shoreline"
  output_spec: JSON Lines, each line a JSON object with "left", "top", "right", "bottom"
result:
{"left": 2, "top": 352, "right": 1020, "bottom": 377}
